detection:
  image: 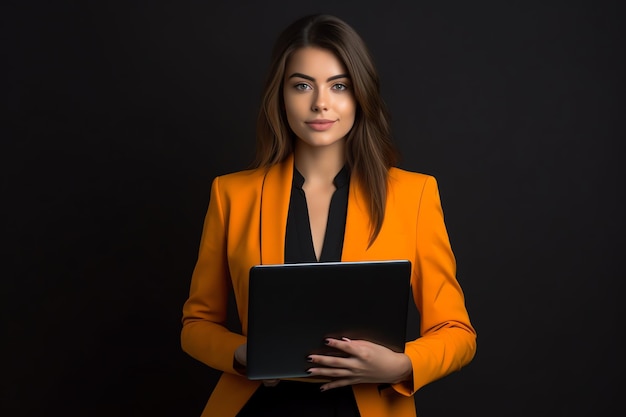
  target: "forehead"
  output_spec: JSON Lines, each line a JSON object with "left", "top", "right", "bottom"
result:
{"left": 284, "top": 46, "right": 348, "bottom": 78}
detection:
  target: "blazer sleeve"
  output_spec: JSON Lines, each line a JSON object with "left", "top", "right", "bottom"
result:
{"left": 180, "top": 176, "right": 246, "bottom": 375}
{"left": 394, "top": 175, "right": 477, "bottom": 395}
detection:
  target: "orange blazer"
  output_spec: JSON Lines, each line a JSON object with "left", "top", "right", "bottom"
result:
{"left": 181, "top": 154, "right": 476, "bottom": 417}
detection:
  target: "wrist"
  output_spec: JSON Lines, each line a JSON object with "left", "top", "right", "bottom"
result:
{"left": 391, "top": 353, "right": 413, "bottom": 384}
{"left": 233, "top": 343, "right": 247, "bottom": 375}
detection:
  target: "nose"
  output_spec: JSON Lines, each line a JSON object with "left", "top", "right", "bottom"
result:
{"left": 311, "top": 90, "right": 328, "bottom": 112}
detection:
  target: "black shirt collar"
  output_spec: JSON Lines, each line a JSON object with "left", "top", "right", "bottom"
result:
{"left": 293, "top": 165, "right": 350, "bottom": 190}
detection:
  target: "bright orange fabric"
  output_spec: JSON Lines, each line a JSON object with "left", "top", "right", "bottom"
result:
{"left": 181, "top": 154, "right": 476, "bottom": 417}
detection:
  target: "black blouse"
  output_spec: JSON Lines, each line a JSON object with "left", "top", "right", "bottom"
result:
{"left": 236, "top": 165, "right": 360, "bottom": 417}
{"left": 285, "top": 165, "right": 349, "bottom": 263}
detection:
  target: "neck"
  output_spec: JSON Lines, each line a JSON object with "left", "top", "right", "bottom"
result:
{"left": 294, "top": 139, "right": 345, "bottom": 186}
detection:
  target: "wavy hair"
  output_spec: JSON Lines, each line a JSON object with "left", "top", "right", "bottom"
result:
{"left": 253, "top": 14, "right": 399, "bottom": 245}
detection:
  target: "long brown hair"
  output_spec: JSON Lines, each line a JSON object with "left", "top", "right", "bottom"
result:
{"left": 253, "top": 14, "right": 399, "bottom": 245}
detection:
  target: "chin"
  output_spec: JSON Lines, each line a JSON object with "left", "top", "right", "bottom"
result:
{"left": 297, "top": 135, "right": 346, "bottom": 148}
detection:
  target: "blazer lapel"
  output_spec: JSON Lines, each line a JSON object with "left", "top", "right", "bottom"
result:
{"left": 259, "top": 154, "right": 294, "bottom": 265}
{"left": 260, "top": 155, "right": 373, "bottom": 264}
{"left": 342, "top": 175, "right": 372, "bottom": 262}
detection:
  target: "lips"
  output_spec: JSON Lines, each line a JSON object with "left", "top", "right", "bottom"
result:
{"left": 306, "top": 119, "right": 336, "bottom": 131}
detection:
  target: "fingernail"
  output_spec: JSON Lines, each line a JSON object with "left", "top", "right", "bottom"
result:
{"left": 325, "top": 339, "right": 330, "bottom": 345}
{"left": 306, "top": 369, "right": 312, "bottom": 374}
{"left": 342, "top": 337, "right": 352, "bottom": 342}
{"left": 320, "top": 386, "right": 326, "bottom": 392}
{"left": 307, "top": 356, "right": 313, "bottom": 362}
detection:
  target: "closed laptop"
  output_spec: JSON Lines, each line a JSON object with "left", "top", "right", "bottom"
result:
{"left": 246, "top": 260, "right": 411, "bottom": 380}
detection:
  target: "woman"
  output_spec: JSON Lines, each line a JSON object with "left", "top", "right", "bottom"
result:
{"left": 181, "top": 13, "right": 476, "bottom": 417}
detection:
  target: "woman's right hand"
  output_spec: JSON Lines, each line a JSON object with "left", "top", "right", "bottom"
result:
{"left": 235, "top": 343, "right": 280, "bottom": 387}
{"left": 234, "top": 343, "right": 248, "bottom": 367}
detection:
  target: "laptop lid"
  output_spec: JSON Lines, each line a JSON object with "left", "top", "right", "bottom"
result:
{"left": 246, "top": 259, "right": 411, "bottom": 380}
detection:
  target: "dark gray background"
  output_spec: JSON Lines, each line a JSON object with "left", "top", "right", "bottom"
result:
{"left": 3, "top": 1, "right": 624, "bottom": 416}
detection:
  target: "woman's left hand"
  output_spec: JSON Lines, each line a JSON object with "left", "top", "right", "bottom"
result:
{"left": 307, "top": 338, "right": 412, "bottom": 391}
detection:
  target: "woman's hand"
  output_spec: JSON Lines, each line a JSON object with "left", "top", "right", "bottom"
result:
{"left": 306, "top": 338, "right": 413, "bottom": 391}
{"left": 235, "top": 343, "right": 280, "bottom": 387}
{"left": 234, "top": 343, "right": 247, "bottom": 367}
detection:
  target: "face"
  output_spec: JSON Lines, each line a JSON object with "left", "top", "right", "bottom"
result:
{"left": 283, "top": 47, "right": 356, "bottom": 149}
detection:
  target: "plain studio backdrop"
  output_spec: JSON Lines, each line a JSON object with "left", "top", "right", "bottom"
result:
{"left": 2, "top": 1, "right": 624, "bottom": 416}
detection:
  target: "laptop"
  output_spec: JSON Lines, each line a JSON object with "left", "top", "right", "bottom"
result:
{"left": 246, "top": 259, "right": 411, "bottom": 380}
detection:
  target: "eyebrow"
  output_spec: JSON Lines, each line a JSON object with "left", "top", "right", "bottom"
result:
{"left": 287, "top": 72, "right": 350, "bottom": 82}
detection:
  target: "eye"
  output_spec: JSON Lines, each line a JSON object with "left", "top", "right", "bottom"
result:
{"left": 294, "top": 83, "right": 312, "bottom": 91}
{"left": 332, "top": 83, "right": 349, "bottom": 91}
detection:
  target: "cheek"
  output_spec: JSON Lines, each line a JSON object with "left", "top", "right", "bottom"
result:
{"left": 284, "top": 95, "right": 306, "bottom": 118}
{"left": 343, "top": 102, "right": 356, "bottom": 131}
{"left": 283, "top": 99, "right": 306, "bottom": 135}
{"left": 337, "top": 97, "right": 356, "bottom": 117}
{"left": 282, "top": 97, "right": 297, "bottom": 123}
